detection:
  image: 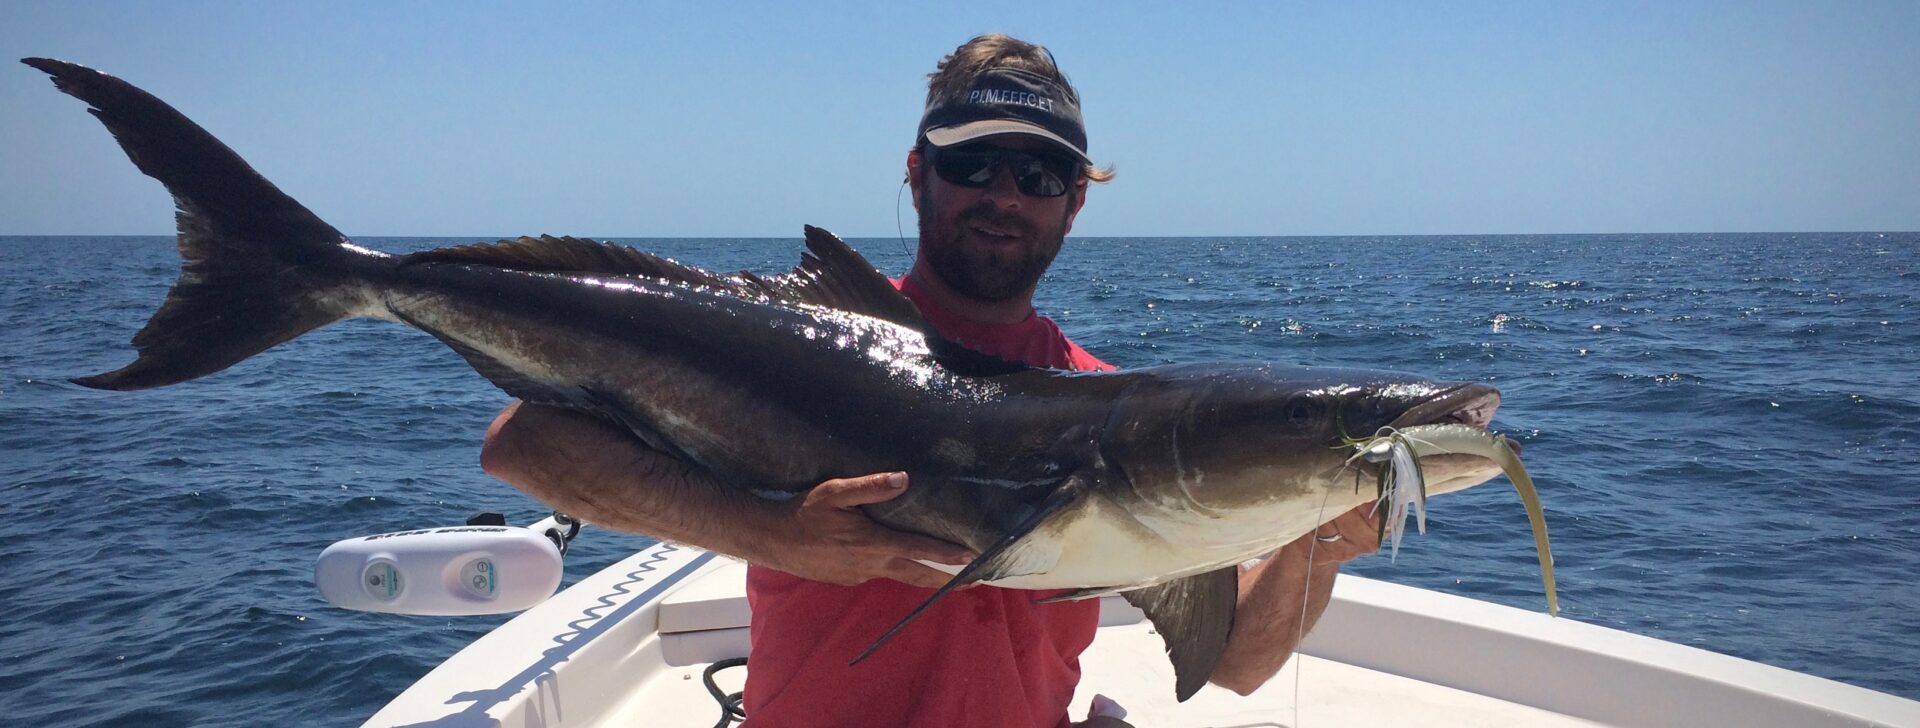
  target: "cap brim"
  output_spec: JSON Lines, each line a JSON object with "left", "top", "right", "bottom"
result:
{"left": 924, "top": 120, "right": 1093, "bottom": 165}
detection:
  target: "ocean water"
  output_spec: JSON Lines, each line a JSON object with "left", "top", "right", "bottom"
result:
{"left": 1, "top": 232, "right": 1915, "bottom": 726}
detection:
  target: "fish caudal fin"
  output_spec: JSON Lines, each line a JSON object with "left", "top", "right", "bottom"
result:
{"left": 25, "top": 58, "right": 374, "bottom": 390}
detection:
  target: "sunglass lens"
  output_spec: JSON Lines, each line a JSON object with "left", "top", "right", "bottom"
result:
{"left": 959, "top": 155, "right": 1000, "bottom": 186}
{"left": 1014, "top": 160, "right": 1068, "bottom": 197}
{"left": 930, "top": 146, "right": 1073, "bottom": 198}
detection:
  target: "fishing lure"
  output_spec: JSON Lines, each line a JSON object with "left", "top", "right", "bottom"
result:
{"left": 1350, "top": 424, "right": 1559, "bottom": 616}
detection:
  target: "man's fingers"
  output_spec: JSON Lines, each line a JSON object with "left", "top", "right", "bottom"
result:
{"left": 1306, "top": 505, "right": 1385, "bottom": 563}
{"left": 1336, "top": 504, "right": 1383, "bottom": 547}
{"left": 885, "top": 559, "right": 958, "bottom": 590}
{"left": 794, "top": 471, "right": 976, "bottom": 586}
{"left": 874, "top": 529, "right": 976, "bottom": 566}
{"left": 811, "top": 471, "right": 910, "bottom": 507}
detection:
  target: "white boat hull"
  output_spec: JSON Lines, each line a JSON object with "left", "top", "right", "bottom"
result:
{"left": 366, "top": 542, "right": 1920, "bottom": 727}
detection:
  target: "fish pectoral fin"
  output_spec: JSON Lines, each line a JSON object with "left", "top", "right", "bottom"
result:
{"left": 966, "top": 525, "right": 1063, "bottom": 582}
{"left": 850, "top": 485, "right": 1083, "bottom": 665}
{"left": 1121, "top": 566, "right": 1239, "bottom": 702}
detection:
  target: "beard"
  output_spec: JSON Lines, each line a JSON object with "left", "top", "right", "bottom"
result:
{"left": 918, "top": 197, "right": 1069, "bottom": 303}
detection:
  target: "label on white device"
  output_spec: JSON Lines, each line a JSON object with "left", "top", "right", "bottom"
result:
{"left": 316, "top": 526, "right": 562, "bottom": 616}
{"left": 364, "top": 560, "right": 403, "bottom": 602}
{"left": 460, "top": 558, "right": 494, "bottom": 597}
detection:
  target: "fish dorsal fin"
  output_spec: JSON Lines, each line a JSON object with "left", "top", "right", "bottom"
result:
{"left": 401, "top": 235, "right": 744, "bottom": 290}
{"left": 406, "top": 227, "right": 1037, "bottom": 377}
{"left": 740, "top": 225, "right": 931, "bottom": 331}
{"left": 1121, "top": 568, "right": 1240, "bottom": 701}
{"left": 400, "top": 228, "right": 921, "bottom": 325}
{"left": 759, "top": 226, "right": 1037, "bottom": 377}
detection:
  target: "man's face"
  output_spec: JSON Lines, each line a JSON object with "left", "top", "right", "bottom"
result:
{"left": 910, "top": 135, "right": 1087, "bottom": 303}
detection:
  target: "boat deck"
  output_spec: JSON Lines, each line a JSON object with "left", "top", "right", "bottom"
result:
{"left": 366, "top": 543, "right": 1920, "bottom": 727}
{"left": 649, "top": 558, "right": 1600, "bottom": 727}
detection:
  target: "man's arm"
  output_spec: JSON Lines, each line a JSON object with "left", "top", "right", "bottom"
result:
{"left": 1209, "top": 504, "right": 1382, "bottom": 695}
{"left": 479, "top": 401, "right": 974, "bottom": 588}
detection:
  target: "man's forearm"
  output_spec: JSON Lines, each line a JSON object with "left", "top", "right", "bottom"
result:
{"left": 480, "top": 401, "right": 789, "bottom": 559}
{"left": 1208, "top": 542, "right": 1342, "bottom": 695}
{"left": 1209, "top": 505, "right": 1381, "bottom": 695}
{"left": 479, "top": 400, "right": 972, "bottom": 588}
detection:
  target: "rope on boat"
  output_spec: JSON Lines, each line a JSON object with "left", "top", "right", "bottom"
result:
{"left": 704, "top": 657, "right": 749, "bottom": 727}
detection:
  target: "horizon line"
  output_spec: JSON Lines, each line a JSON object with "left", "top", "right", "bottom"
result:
{"left": 1, "top": 230, "right": 1913, "bottom": 240}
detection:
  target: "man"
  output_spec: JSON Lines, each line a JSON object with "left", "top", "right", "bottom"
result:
{"left": 481, "top": 34, "right": 1383, "bottom": 727}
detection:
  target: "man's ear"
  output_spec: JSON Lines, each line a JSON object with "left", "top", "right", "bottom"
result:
{"left": 1062, "top": 181, "right": 1089, "bottom": 236}
{"left": 905, "top": 148, "right": 926, "bottom": 213}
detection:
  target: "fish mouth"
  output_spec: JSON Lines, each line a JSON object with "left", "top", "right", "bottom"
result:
{"left": 1384, "top": 382, "right": 1518, "bottom": 461}
{"left": 1387, "top": 382, "right": 1501, "bottom": 432}
{"left": 1380, "top": 382, "right": 1513, "bottom": 491}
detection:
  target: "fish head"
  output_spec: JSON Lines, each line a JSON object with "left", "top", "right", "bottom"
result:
{"left": 1103, "top": 363, "right": 1504, "bottom": 517}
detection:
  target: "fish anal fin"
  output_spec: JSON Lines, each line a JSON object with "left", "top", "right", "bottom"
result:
{"left": 1122, "top": 567, "right": 1239, "bottom": 702}
{"left": 383, "top": 311, "right": 695, "bottom": 465}
{"left": 388, "top": 308, "right": 573, "bottom": 407}
{"left": 1036, "top": 586, "right": 1123, "bottom": 604}
{"left": 573, "top": 386, "right": 700, "bottom": 466}
{"left": 851, "top": 483, "right": 1082, "bottom": 665}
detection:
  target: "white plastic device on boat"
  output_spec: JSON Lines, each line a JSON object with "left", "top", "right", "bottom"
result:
{"left": 315, "top": 513, "right": 576, "bottom": 616}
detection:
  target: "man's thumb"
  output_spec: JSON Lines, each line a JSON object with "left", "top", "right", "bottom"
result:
{"left": 813, "top": 472, "right": 909, "bottom": 507}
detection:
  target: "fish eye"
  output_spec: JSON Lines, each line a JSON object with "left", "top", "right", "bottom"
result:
{"left": 1281, "top": 395, "right": 1324, "bottom": 427}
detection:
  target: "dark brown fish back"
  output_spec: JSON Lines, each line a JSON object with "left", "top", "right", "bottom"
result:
{"left": 398, "top": 227, "right": 929, "bottom": 330}
{"left": 400, "top": 235, "right": 744, "bottom": 289}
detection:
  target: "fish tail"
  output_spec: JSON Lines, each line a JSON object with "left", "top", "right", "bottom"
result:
{"left": 25, "top": 58, "right": 383, "bottom": 391}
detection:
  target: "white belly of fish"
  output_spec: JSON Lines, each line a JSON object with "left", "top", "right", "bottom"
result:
{"left": 920, "top": 487, "right": 1363, "bottom": 591}
{"left": 918, "top": 460, "right": 1505, "bottom": 592}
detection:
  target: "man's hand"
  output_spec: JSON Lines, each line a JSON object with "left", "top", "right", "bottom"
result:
{"left": 761, "top": 472, "right": 976, "bottom": 589}
{"left": 1304, "top": 502, "right": 1385, "bottom": 566}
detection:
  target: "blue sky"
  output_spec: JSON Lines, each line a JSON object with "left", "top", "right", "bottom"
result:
{"left": 2, "top": 1, "right": 1915, "bottom": 237}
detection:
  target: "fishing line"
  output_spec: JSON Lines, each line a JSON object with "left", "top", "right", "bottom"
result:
{"left": 1290, "top": 487, "right": 1336, "bottom": 728}
{"left": 895, "top": 179, "right": 913, "bottom": 260}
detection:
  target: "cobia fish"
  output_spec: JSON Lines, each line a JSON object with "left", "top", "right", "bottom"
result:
{"left": 25, "top": 57, "right": 1547, "bottom": 701}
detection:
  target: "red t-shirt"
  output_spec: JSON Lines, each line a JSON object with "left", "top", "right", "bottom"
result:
{"left": 740, "top": 276, "right": 1114, "bottom": 728}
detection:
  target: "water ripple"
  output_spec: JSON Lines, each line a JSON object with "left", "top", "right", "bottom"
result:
{"left": 2, "top": 233, "right": 1917, "bottom": 724}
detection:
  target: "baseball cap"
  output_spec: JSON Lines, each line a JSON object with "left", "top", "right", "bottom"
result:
{"left": 916, "top": 67, "right": 1091, "bottom": 165}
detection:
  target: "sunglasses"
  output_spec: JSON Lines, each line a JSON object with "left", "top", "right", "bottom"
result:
{"left": 925, "top": 143, "right": 1079, "bottom": 198}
